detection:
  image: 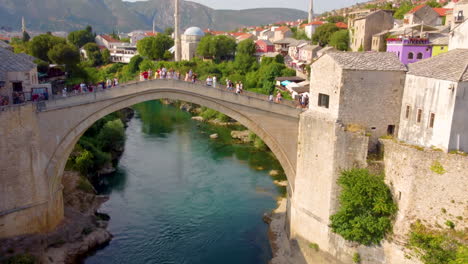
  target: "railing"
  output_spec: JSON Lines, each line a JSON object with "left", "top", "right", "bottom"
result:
{"left": 36, "top": 78, "right": 304, "bottom": 111}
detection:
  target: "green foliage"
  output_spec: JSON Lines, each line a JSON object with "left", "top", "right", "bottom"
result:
{"left": 200, "top": 108, "right": 219, "bottom": 120}
{"left": 329, "top": 30, "right": 349, "bottom": 51}
{"left": 312, "top": 23, "right": 340, "bottom": 46}
{"left": 83, "top": 42, "right": 103, "bottom": 66}
{"left": 196, "top": 35, "right": 237, "bottom": 60}
{"left": 74, "top": 150, "right": 94, "bottom": 175}
{"left": 139, "top": 59, "right": 156, "bottom": 71}
{"left": 408, "top": 221, "right": 465, "bottom": 264}
{"left": 430, "top": 161, "right": 446, "bottom": 175}
{"left": 68, "top": 26, "right": 95, "bottom": 47}
{"left": 254, "top": 136, "right": 267, "bottom": 151}
{"left": 291, "top": 27, "right": 310, "bottom": 40}
{"left": 4, "top": 254, "right": 36, "bottom": 264}
{"left": 394, "top": 1, "right": 415, "bottom": 19}
{"left": 445, "top": 221, "right": 455, "bottom": 229}
{"left": 137, "top": 35, "right": 174, "bottom": 60}
{"left": 35, "top": 59, "right": 50, "bottom": 74}
{"left": 101, "top": 49, "right": 111, "bottom": 64}
{"left": 164, "top": 27, "right": 174, "bottom": 35}
{"left": 28, "top": 34, "right": 66, "bottom": 62}
{"left": 309, "top": 243, "right": 319, "bottom": 251}
{"left": 47, "top": 43, "right": 80, "bottom": 67}
{"left": 234, "top": 39, "right": 257, "bottom": 73}
{"left": 97, "top": 119, "right": 126, "bottom": 152}
{"left": 330, "top": 169, "right": 397, "bottom": 245}
{"left": 326, "top": 15, "right": 346, "bottom": 23}
{"left": 353, "top": 253, "right": 361, "bottom": 263}
{"left": 426, "top": 1, "right": 442, "bottom": 8}
{"left": 77, "top": 175, "right": 94, "bottom": 193}
{"left": 22, "top": 31, "right": 30, "bottom": 42}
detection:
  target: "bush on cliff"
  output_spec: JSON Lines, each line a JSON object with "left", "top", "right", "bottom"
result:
{"left": 97, "top": 119, "right": 126, "bottom": 152}
{"left": 330, "top": 168, "right": 397, "bottom": 245}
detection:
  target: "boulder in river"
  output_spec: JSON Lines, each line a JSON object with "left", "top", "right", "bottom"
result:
{"left": 210, "top": 133, "right": 219, "bottom": 139}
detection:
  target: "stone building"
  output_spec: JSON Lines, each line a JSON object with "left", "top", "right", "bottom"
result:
{"left": 273, "top": 26, "right": 292, "bottom": 42}
{"left": 288, "top": 40, "right": 309, "bottom": 60}
{"left": 181, "top": 27, "right": 205, "bottom": 61}
{"left": 386, "top": 37, "right": 433, "bottom": 64}
{"left": 404, "top": 5, "right": 444, "bottom": 26}
{"left": 398, "top": 49, "right": 468, "bottom": 152}
{"left": 0, "top": 48, "right": 50, "bottom": 105}
{"left": 309, "top": 52, "right": 407, "bottom": 148}
{"left": 449, "top": 19, "right": 468, "bottom": 50}
{"left": 349, "top": 10, "right": 394, "bottom": 51}
{"left": 298, "top": 44, "right": 322, "bottom": 63}
{"left": 450, "top": 0, "right": 468, "bottom": 29}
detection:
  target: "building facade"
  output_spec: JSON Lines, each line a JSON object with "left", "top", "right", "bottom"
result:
{"left": 255, "top": 39, "right": 274, "bottom": 53}
{"left": 181, "top": 27, "right": 205, "bottom": 61}
{"left": 350, "top": 10, "right": 394, "bottom": 51}
{"left": 398, "top": 49, "right": 468, "bottom": 152}
{"left": 309, "top": 52, "right": 407, "bottom": 148}
{"left": 386, "top": 38, "right": 432, "bottom": 64}
{"left": 404, "top": 5, "right": 443, "bottom": 26}
{"left": 449, "top": 19, "right": 468, "bottom": 50}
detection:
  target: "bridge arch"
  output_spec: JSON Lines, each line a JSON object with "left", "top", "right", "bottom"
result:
{"left": 47, "top": 90, "right": 294, "bottom": 194}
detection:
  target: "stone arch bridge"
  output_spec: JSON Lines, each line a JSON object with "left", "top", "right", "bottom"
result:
{"left": 0, "top": 79, "right": 303, "bottom": 237}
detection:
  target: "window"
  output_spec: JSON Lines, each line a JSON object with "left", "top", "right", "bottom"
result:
{"left": 429, "top": 113, "right": 435, "bottom": 128}
{"left": 387, "top": 125, "right": 395, "bottom": 136}
{"left": 318, "top": 93, "right": 330, "bottom": 108}
{"left": 408, "top": 52, "right": 414, "bottom": 60}
{"left": 405, "top": 105, "right": 411, "bottom": 119}
{"left": 417, "top": 109, "right": 422, "bottom": 123}
{"left": 417, "top": 52, "right": 423, "bottom": 59}
{"left": 441, "top": 47, "right": 445, "bottom": 50}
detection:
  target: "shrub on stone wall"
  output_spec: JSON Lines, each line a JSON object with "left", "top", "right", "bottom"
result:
{"left": 330, "top": 168, "right": 397, "bottom": 245}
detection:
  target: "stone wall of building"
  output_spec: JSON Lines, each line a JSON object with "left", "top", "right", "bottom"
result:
{"left": 382, "top": 139, "right": 468, "bottom": 239}
{"left": 449, "top": 20, "right": 468, "bottom": 50}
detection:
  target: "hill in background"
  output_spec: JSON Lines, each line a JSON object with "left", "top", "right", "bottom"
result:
{"left": 0, "top": 0, "right": 307, "bottom": 33}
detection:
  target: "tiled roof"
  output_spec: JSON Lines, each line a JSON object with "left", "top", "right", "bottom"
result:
{"left": 335, "top": 22, "right": 348, "bottom": 29}
{"left": 327, "top": 52, "right": 407, "bottom": 71}
{"left": 429, "top": 33, "right": 449, "bottom": 45}
{"left": 433, "top": 8, "right": 452, "bottom": 16}
{"left": 408, "top": 4, "right": 426, "bottom": 14}
{"left": 99, "top": 35, "right": 120, "bottom": 43}
{"left": 273, "top": 38, "right": 296, "bottom": 45}
{"left": 0, "top": 48, "right": 36, "bottom": 82}
{"left": 0, "top": 40, "right": 11, "bottom": 49}
{"left": 407, "top": 49, "right": 468, "bottom": 82}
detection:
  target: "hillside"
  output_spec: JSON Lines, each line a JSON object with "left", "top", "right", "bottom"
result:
{"left": 0, "top": 0, "right": 307, "bottom": 33}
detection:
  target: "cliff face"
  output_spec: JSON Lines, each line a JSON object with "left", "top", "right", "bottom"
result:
{"left": 0, "top": 0, "right": 307, "bottom": 32}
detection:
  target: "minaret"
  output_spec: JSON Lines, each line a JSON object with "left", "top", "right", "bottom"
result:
{"left": 21, "top": 16, "right": 26, "bottom": 33}
{"left": 152, "top": 17, "right": 156, "bottom": 34}
{"left": 174, "top": 0, "right": 181, "bottom": 62}
{"left": 308, "top": 0, "right": 314, "bottom": 23}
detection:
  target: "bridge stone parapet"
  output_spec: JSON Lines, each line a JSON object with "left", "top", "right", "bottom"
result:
{"left": 0, "top": 79, "right": 302, "bottom": 238}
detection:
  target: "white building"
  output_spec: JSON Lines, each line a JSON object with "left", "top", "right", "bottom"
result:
{"left": 449, "top": 19, "right": 468, "bottom": 50}
{"left": 398, "top": 49, "right": 468, "bottom": 152}
{"left": 181, "top": 27, "right": 205, "bottom": 61}
{"left": 95, "top": 35, "right": 137, "bottom": 63}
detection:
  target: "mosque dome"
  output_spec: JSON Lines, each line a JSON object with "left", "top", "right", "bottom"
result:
{"left": 183, "top": 27, "right": 205, "bottom": 36}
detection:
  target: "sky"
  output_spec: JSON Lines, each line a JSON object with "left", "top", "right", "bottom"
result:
{"left": 124, "top": 0, "right": 368, "bottom": 13}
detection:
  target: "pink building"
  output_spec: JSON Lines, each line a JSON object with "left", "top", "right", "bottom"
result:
{"left": 255, "top": 40, "right": 275, "bottom": 53}
{"left": 386, "top": 38, "right": 432, "bottom": 65}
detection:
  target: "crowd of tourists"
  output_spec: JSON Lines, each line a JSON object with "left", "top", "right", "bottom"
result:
{"left": 62, "top": 78, "right": 119, "bottom": 97}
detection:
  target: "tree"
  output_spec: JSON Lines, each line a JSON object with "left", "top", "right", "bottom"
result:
{"left": 97, "top": 119, "right": 126, "bottom": 152}
{"left": 164, "top": 27, "right": 174, "bottom": 36}
{"left": 47, "top": 43, "right": 80, "bottom": 67}
{"left": 68, "top": 27, "right": 95, "bottom": 47}
{"left": 22, "top": 31, "right": 30, "bottom": 42}
{"left": 329, "top": 30, "right": 350, "bottom": 51}
{"left": 394, "top": 1, "right": 415, "bottom": 19}
{"left": 101, "top": 49, "right": 111, "bottom": 64}
{"left": 83, "top": 42, "right": 103, "bottom": 66}
{"left": 137, "top": 34, "right": 174, "bottom": 60}
{"left": 196, "top": 35, "right": 236, "bottom": 60}
{"left": 291, "top": 27, "right": 310, "bottom": 40}
{"left": 234, "top": 39, "right": 257, "bottom": 72}
{"left": 326, "top": 15, "right": 346, "bottom": 23}
{"left": 330, "top": 169, "right": 397, "bottom": 246}
{"left": 426, "top": 1, "right": 442, "bottom": 8}
{"left": 29, "top": 34, "right": 66, "bottom": 62}
{"left": 312, "top": 23, "right": 340, "bottom": 46}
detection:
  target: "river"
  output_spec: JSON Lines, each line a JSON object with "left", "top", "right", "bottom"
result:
{"left": 85, "top": 100, "right": 286, "bottom": 264}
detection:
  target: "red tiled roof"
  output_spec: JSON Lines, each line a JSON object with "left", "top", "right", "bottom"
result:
{"left": 145, "top": 32, "right": 158, "bottom": 36}
{"left": 335, "top": 22, "right": 348, "bottom": 29}
{"left": 408, "top": 4, "right": 426, "bottom": 14}
{"left": 237, "top": 33, "right": 253, "bottom": 40}
{"left": 99, "top": 35, "right": 120, "bottom": 43}
{"left": 230, "top": 32, "right": 245, "bottom": 37}
{"left": 433, "top": 8, "right": 452, "bottom": 16}
{"left": 275, "top": 26, "right": 291, "bottom": 32}
{"left": 0, "top": 35, "right": 10, "bottom": 41}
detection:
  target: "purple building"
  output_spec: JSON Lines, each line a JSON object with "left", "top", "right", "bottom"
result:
{"left": 386, "top": 38, "right": 432, "bottom": 65}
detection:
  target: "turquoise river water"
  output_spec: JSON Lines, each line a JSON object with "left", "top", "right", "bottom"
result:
{"left": 85, "top": 101, "right": 286, "bottom": 264}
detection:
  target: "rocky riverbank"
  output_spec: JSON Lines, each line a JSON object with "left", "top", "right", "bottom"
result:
{"left": 0, "top": 171, "right": 112, "bottom": 264}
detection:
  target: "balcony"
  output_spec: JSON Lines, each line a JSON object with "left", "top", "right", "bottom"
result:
{"left": 386, "top": 38, "right": 430, "bottom": 45}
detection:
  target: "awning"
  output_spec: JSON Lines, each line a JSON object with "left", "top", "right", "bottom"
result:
{"left": 292, "top": 86, "right": 309, "bottom": 93}
{"left": 281, "top": 80, "right": 292, "bottom": 86}
{"left": 286, "top": 82, "right": 300, "bottom": 92}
